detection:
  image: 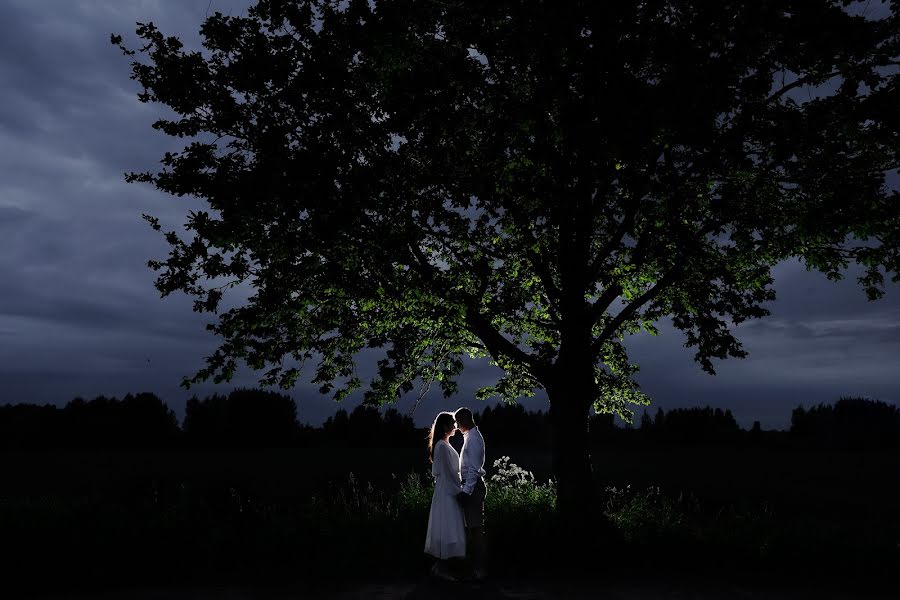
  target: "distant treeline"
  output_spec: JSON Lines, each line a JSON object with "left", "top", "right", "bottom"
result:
{"left": 0, "top": 388, "right": 421, "bottom": 449}
{"left": 1, "top": 389, "right": 898, "bottom": 450}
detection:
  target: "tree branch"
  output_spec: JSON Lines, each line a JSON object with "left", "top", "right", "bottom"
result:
{"left": 586, "top": 200, "right": 639, "bottom": 282}
{"left": 767, "top": 69, "right": 842, "bottom": 103}
{"left": 591, "top": 213, "right": 726, "bottom": 348}
{"left": 465, "top": 311, "right": 548, "bottom": 381}
{"left": 500, "top": 202, "right": 563, "bottom": 322}
{"left": 593, "top": 265, "right": 681, "bottom": 349}
{"left": 405, "top": 234, "right": 547, "bottom": 379}
{"left": 588, "top": 231, "right": 654, "bottom": 325}
{"left": 767, "top": 58, "right": 900, "bottom": 104}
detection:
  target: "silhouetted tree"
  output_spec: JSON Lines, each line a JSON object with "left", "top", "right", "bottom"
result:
{"left": 480, "top": 403, "right": 523, "bottom": 447}
{"left": 0, "top": 403, "right": 62, "bottom": 448}
{"left": 316, "top": 404, "right": 423, "bottom": 447}
{"left": 654, "top": 407, "right": 665, "bottom": 434}
{"left": 61, "top": 395, "right": 116, "bottom": 446}
{"left": 47, "top": 393, "right": 181, "bottom": 447}
{"left": 118, "top": 392, "right": 182, "bottom": 446}
{"left": 749, "top": 420, "right": 763, "bottom": 444}
{"left": 639, "top": 409, "right": 653, "bottom": 436}
{"left": 183, "top": 392, "right": 228, "bottom": 446}
{"left": 791, "top": 397, "right": 900, "bottom": 449}
{"left": 322, "top": 408, "right": 350, "bottom": 447}
{"left": 183, "top": 388, "right": 299, "bottom": 446}
{"left": 115, "top": 0, "right": 900, "bottom": 527}
{"left": 346, "top": 404, "right": 383, "bottom": 446}
{"left": 478, "top": 402, "right": 552, "bottom": 448}
{"left": 381, "top": 407, "right": 421, "bottom": 448}
{"left": 656, "top": 406, "right": 742, "bottom": 445}
{"left": 588, "top": 411, "right": 617, "bottom": 446}
{"left": 228, "top": 388, "right": 300, "bottom": 446}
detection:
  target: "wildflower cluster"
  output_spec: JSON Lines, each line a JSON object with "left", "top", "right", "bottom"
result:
{"left": 486, "top": 456, "right": 556, "bottom": 516}
{"left": 489, "top": 455, "right": 538, "bottom": 488}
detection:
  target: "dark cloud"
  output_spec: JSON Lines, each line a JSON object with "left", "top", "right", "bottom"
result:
{"left": 1, "top": 0, "right": 898, "bottom": 430}
{"left": 624, "top": 260, "right": 900, "bottom": 428}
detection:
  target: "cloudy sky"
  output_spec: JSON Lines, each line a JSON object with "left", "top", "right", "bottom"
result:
{"left": 1, "top": 0, "right": 897, "bottom": 430}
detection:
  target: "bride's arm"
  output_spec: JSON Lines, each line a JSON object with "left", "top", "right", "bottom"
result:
{"left": 440, "top": 443, "right": 462, "bottom": 492}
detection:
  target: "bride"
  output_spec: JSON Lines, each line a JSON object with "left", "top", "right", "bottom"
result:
{"left": 424, "top": 411, "right": 466, "bottom": 580}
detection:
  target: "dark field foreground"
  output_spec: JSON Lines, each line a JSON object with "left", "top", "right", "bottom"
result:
{"left": 5, "top": 444, "right": 897, "bottom": 510}
{"left": 31, "top": 576, "right": 900, "bottom": 600}
{"left": 3, "top": 445, "right": 899, "bottom": 596}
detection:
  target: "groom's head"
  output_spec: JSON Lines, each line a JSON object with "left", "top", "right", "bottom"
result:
{"left": 454, "top": 407, "right": 475, "bottom": 432}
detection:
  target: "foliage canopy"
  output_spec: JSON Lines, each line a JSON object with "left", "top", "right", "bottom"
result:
{"left": 115, "top": 0, "right": 899, "bottom": 421}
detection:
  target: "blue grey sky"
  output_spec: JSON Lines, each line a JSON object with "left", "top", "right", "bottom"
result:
{"left": 1, "top": 0, "right": 897, "bottom": 429}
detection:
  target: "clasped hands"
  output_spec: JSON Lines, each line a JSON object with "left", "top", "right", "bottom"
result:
{"left": 456, "top": 491, "right": 471, "bottom": 507}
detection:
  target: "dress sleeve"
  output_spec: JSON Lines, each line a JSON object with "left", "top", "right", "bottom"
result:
{"left": 432, "top": 443, "right": 443, "bottom": 478}
{"left": 441, "top": 442, "right": 462, "bottom": 491}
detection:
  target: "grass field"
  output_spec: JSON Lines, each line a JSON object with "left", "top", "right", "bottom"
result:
{"left": 2, "top": 445, "right": 898, "bottom": 592}
{"left": 5, "top": 445, "right": 896, "bottom": 516}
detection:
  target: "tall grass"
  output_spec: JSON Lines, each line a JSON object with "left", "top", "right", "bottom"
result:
{"left": 2, "top": 457, "right": 897, "bottom": 590}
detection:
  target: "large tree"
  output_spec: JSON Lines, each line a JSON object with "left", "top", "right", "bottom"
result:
{"left": 113, "top": 0, "right": 899, "bottom": 525}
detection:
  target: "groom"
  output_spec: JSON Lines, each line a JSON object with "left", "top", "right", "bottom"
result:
{"left": 454, "top": 407, "right": 487, "bottom": 581}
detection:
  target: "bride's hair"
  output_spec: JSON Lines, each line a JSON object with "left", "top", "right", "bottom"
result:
{"left": 428, "top": 412, "right": 456, "bottom": 463}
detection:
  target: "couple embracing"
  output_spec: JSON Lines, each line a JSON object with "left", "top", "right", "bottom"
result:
{"left": 424, "top": 407, "right": 487, "bottom": 582}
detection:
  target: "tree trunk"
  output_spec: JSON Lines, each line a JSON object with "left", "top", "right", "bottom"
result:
{"left": 546, "top": 368, "right": 597, "bottom": 544}
{"left": 548, "top": 221, "right": 604, "bottom": 562}
{"left": 549, "top": 396, "right": 594, "bottom": 515}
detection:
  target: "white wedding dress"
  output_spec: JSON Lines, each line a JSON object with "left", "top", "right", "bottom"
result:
{"left": 424, "top": 439, "right": 467, "bottom": 559}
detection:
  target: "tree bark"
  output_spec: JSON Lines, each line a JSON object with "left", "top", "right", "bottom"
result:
{"left": 549, "top": 392, "right": 594, "bottom": 516}
{"left": 546, "top": 201, "right": 602, "bottom": 560}
{"left": 545, "top": 363, "right": 597, "bottom": 545}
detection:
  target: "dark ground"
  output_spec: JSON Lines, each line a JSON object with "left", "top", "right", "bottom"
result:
{"left": 28, "top": 575, "right": 897, "bottom": 600}
{"left": 7, "top": 446, "right": 899, "bottom": 599}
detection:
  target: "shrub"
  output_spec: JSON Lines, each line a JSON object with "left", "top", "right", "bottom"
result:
{"left": 487, "top": 456, "right": 556, "bottom": 516}
{"left": 603, "top": 484, "right": 697, "bottom": 544}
